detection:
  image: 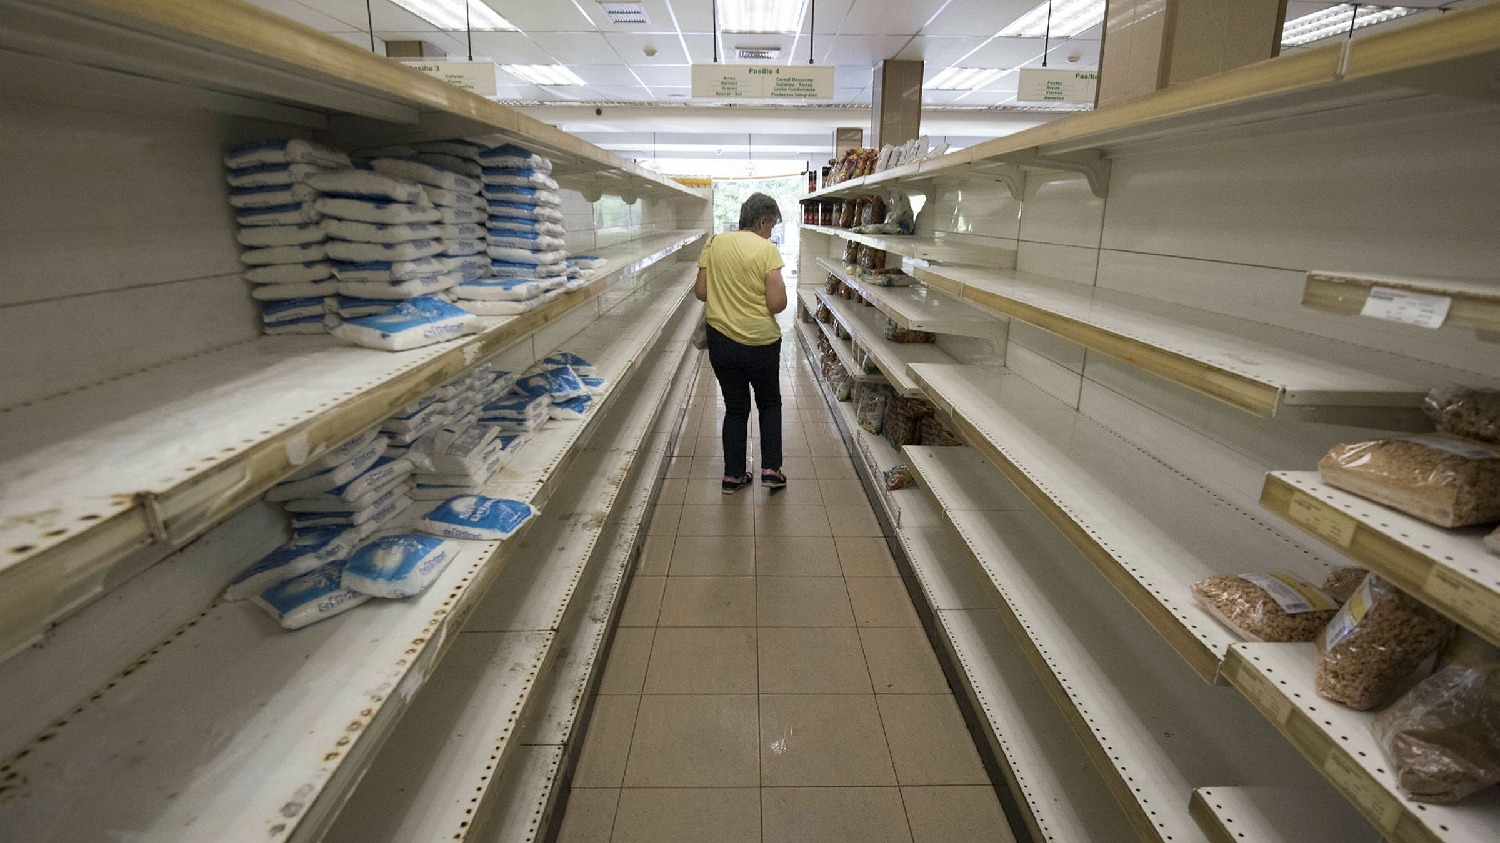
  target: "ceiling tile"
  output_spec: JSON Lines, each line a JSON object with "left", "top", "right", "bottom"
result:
{"left": 604, "top": 32, "right": 691, "bottom": 63}
{"left": 368, "top": 3, "right": 441, "bottom": 32}
{"left": 375, "top": 29, "right": 469, "bottom": 55}
{"left": 526, "top": 30, "right": 617, "bottom": 59}
{"left": 566, "top": 64, "right": 637, "bottom": 84}
{"left": 681, "top": 33, "right": 717, "bottom": 63}
{"left": 468, "top": 31, "right": 554, "bottom": 63}
{"left": 630, "top": 64, "right": 692, "bottom": 86}
{"left": 486, "top": 0, "right": 594, "bottom": 31}
{"left": 814, "top": 34, "right": 912, "bottom": 65}
{"left": 835, "top": 0, "right": 937, "bottom": 35}
{"left": 808, "top": 0, "right": 858, "bottom": 34}
{"left": 920, "top": 0, "right": 1038, "bottom": 36}
{"left": 664, "top": 0, "right": 714, "bottom": 33}
{"left": 572, "top": 0, "right": 682, "bottom": 33}
{"left": 893, "top": 35, "right": 989, "bottom": 65}
{"left": 833, "top": 65, "right": 871, "bottom": 87}
{"left": 959, "top": 36, "right": 1051, "bottom": 68}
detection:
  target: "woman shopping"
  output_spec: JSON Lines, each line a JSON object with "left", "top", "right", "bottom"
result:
{"left": 694, "top": 193, "right": 789, "bottom": 494}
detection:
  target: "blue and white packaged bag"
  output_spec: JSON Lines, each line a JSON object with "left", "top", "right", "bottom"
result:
{"left": 457, "top": 298, "right": 536, "bottom": 316}
{"left": 482, "top": 185, "right": 562, "bottom": 207}
{"left": 263, "top": 314, "right": 326, "bottom": 335}
{"left": 332, "top": 296, "right": 476, "bottom": 351}
{"left": 312, "top": 455, "right": 415, "bottom": 502}
{"left": 226, "top": 162, "right": 335, "bottom": 189}
{"left": 439, "top": 223, "right": 487, "bottom": 240}
{"left": 327, "top": 238, "right": 444, "bottom": 264}
{"left": 479, "top": 393, "right": 550, "bottom": 427}
{"left": 416, "top": 151, "right": 483, "bottom": 178}
{"left": 480, "top": 169, "right": 559, "bottom": 190}
{"left": 580, "top": 375, "right": 607, "bottom": 395}
{"left": 383, "top": 399, "right": 447, "bottom": 434}
{"left": 337, "top": 271, "right": 463, "bottom": 300}
{"left": 331, "top": 256, "right": 447, "bottom": 283}
{"left": 415, "top": 139, "right": 487, "bottom": 161}
{"left": 542, "top": 353, "right": 596, "bottom": 376}
{"left": 438, "top": 206, "right": 487, "bottom": 225}
{"left": 486, "top": 262, "right": 548, "bottom": 280}
{"left": 236, "top": 223, "right": 325, "bottom": 248}
{"left": 224, "top": 526, "right": 362, "bottom": 600}
{"left": 253, "top": 561, "right": 371, "bottom": 630}
{"left": 250, "top": 279, "right": 338, "bottom": 300}
{"left": 548, "top": 395, "right": 592, "bottom": 420}
{"left": 284, "top": 429, "right": 383, "bottom": 482}
{"left": 416, "top": 495, "right": 538, "bottom": 541}
{"left": 322, "top": 219, "right": 442, "bottom": 244}
{"left": 530, "top": 365, "right": 587, "bottom": 402}
{"left": 228, "top": 183, "right": 319, "bottom": 210}
{"left": 241, "top": 242, "right": 327, "bottom": 266}
{"left": 315, "top": 197, "right": 441, "bottom": 225}
{"left": 225, "top": 138, "right": 351, "bottom": 170}
{"left": 570, "top": 255, "right": 608, "bottom": 270}
{"left": 370, "top": 158, "right": 482, "bottom": 193}
{"left": 284, "top": 473, "right": 408, "bottom": 513}
{"left": 290, "top": 486, "right": 412, "bottom": 529}
{"left": 421, "top": 185, "right": 485, "bottom": 210}
{"left": 307, "top": 170, "right": 426, "bottom": 204}
{"left": 441, "top": 254, "right": 490, "bottom": 278}
{"left": 486, "top": 200, "right": 556, "bottom": 221}
{"left": 342, "top": 534, "right": 462, "bottom": 598}
{"left": 477, "top": 144, "right": 553, "bottom": 173}
{"left": 266, "top": 438, "right": 387, "bottom": 500}
{"left": 443, "top": 238, "right": 486, "bottom": 258}
{"left": 238, "top": 202, "right": 322, "bottom": 227}
{"left": 407, "top": 422, "right": 499, "bottom": 473}
{"left": 335, "top": 295, "right": 399, "bottom": 318}
{"left": 486, "top": 246, "right": 567, "bottom": 265}
{"left": 261, "top": 296, "right": 327, "bottom": 322}
{"left": 244, "top": 260, "right": 333, "bottom": 285}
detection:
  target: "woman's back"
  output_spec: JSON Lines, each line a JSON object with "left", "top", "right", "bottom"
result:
{"left": 701, "top": 230, "right": 782, "bottom": 347}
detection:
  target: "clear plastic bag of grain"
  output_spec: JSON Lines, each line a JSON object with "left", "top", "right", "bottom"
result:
{"left": 1317, "top": 435, "right": 1500, "bottom": 528}
{"left": 1487, "top": 526, "right": 1500, "bottom": 557}
{"left": 1315, "top": 574, "right": 1454, "bottom": 710}
{"left": 1374, "top": 663, "right": 1500, "bottom": 803}
{"left": 1323, "top": 566, "right": 1369, "bottom": 604}
{"left": 1191, "top": 572, "right": 1339, "bottom": 642}
{"left": 1424, "top": 386, "right": 1500, "bottom": 445}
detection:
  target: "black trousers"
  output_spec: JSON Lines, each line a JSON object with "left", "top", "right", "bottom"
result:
{"left": 706, "top": 324, "right": 782, "bottom": 477}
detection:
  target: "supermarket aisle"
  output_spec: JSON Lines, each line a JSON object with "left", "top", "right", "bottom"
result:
{"left": 553, "top": 295, "right": 1015, "bottom": 843}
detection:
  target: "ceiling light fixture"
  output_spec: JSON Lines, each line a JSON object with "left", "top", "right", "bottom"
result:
{"left": 924, "top": 67, "right": 1003, "bottom": 91}
{"left": 998, "top": 0, "right": 1105, "bottom": 38}
{"left": 502, "top": 64, "right": 588, "bottom": 85}
{"left": 719, "top": 0, "right": 809, "bottom": 34}
{"left": 598, "top": 1, "right": 650, "bottom": 24}
{"left": 735, "top": 47, "right": 782, "bottom": 60}
{"left": 1280, "top": 4, "right": 1414, "bottom": 48}
{"left": 391, "top": 0, "right": 517, "bottom": 31}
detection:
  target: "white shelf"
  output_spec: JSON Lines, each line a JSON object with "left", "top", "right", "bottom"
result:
{"left": 0, "top": 230, "right": 704, "bottom": 663}
{"left": 802, "top": 224, "right": 1015, "bottom": 265}
{"left": 0, "top": 267, "right": 696, "bottom": 843}
{"left": 1303, "top": 270, "right": 1500, "bottom": 336}
{"left": 1261, "top": 471, "right": 1500, "bottom": 648}
{"left": 814, "top": 257, "right": 1003, "bottom": 338}
{"left": 905, "top": 444, "right": 1365, "bottom": 843}
{"left": 800, "top": 289, "right": 883, "bottom": 385}
{"left": 1189, "top": 786, "right": 1381, "bottom": 843}
{"left": 915, "top": 264, "right": 1491, "bottom": 427}
{"left": 471, "top": 744, "right": 566, "bottom": 843}
{"left": 814, "top": 290, "right": 957, "bottom": 397}
{"left": 907, "top": 363, "right": 1345, "bottom": 681}
{"left": 1221, "top": 643, "right": 1500, "bottom": 843}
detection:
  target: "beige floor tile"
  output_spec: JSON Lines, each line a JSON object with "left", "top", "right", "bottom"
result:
{"left": 901, "top": 786, "right": 1014, "bottom": 843}
{"left": 676, "top": 478, "right": 746, "bottom": 506}
{"left": 845, "top": 577, "right": 922, "bottom": 628}
{"left": 777, "top": 456, "right": 815, "bottom": 480}
{"left": 755, "top": 504, "right": 832, "bottom": 537}
{"left": 655, "top": 478, "right": 689, "bottom": 507}
{"left": 877, "top": 695, "right": 990, "bottom": 785}
{"left": 756, "top": 577, "right": 855, "bottom": 627}
{"left": 759, "top": 627, "right": 873, "bottom": 693}
{"left": 754, "top": 536, "right": 841, "bottom": 577}
{"left": 761, "top": 787, "right": 913, "bottom": 843}
{"left": 618, "top": 576, "right": 665, "bottom": 627}
{"left": 813, "top": 456, "right": 860, "bottom": 481}
{"left": 556, "top": 788, "right": 618, "bottom": 843}
{"left": 598, "top": 626, "right": 655, "bottom": 695}
{"left": 573, "top": 695, "right": 641, "bottom": 787}
{"left": 623, "top": 695, "right": 759, "bottom": 787}
{"left": 859, "top": 628, "right": 951, "bottom": 694}
{"left": 610, "top": 789, "right": 760, "bottom": 843}
{"left": 673, "top": 503, "right": 755, "bottom": 537}
{"left": 636, "top": 534, "right": 674, "bottom": 577}
{"left": 759, "top": 694, "right": 897, "bottom": 786}
{"left": 689, "top": 456, "right": 735, "bottom": 479}
{"left": 807, "top": 436, "right": 853, "bottom": 457}
{"left": 663, "top": 457, "right": 691, "bottom": 478}
{"left": 658, "top": 577, "right": 757, "bottom": 627}
{"left": 752, "top": 477, "right": 823, "bottom": 506}
{"left": 779, "top": 437, "right": 813, "bottom": 457}
{"left": 669, "top": 436, "right": 696, "bottom": 458}
{"left": 669, "top": 534, "right": 755, "bottom": 577}
{"left": 644, "top": 627, "right": 757, "bottom": 694}
{"left": 648, "top": 504, "right": 682, "bottom": 535}
{"left": 693, "top": 436, "right": 724, "bottom": 457}
{"left": 836, "top": 535, "right": 900, "bottom": 577}
{"left": 826, "top": 504, "right": 884, "bottom": 537}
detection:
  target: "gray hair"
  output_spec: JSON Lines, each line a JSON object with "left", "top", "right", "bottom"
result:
{"left": 738, "top": 193, "right": 781, "bottom": 230}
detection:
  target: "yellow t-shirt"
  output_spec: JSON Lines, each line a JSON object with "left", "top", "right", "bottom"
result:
{"left": 699, "top": 231, "right": 784, "bottom": 347}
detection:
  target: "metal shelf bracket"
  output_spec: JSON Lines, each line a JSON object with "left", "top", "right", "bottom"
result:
{"left": 1009, "top": 148, "right": 1111, "bottom": 198}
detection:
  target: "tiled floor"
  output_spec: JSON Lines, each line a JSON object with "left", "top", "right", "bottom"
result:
{"left": 554, "top": 305, "right": 1017, "bottom": 843}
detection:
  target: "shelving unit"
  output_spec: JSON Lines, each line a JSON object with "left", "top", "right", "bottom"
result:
{"left": 814, "top": 257, "right": 1003, "bottom": 338}
{"left": 1189, "top": 786, "right": 1383, "bottom": 843}
{"left": 801, "top": 224, "right": 1016, "bottom": 266}
{"left": 1261, "top": 471, "right": 1500, "bottom": 648}
{"left": 798, "top": 289, "right": 882, "bottom": 385}
{"left": 0, "top": 230, "right": 703, "bottom": 663}
{"left": 904, "top": 445, "right": 1376, "bottom": 843}
{"left": 914, "top": 264, "right": 1489, "bottom": 426}
{"left": 813, "top": 290, "right": 958, "bottom": 396}
{"left": 1220, "top": 642, "right": 1500, "bottom": 843}
{"left": 0, "top": 268, "right": 696, "bottom": 843}
{"left": 1302, "top": 270, "right": 1500, "bottom": 336}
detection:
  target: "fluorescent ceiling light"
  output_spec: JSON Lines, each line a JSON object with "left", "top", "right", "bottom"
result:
{"left": 502, "top": 64, "right": 588, "bottom": 85}
{"left": 998, "top": 0, "right": 1105, "bottom": 38}
{"left": 391, "top": 0, "right": 517, "bottom": 31}
{"left": 736, "top": 47, "right": 782, "bottom": 60}
{"left": 720, "top": 0, "right": 809, "bottom": 34}
{"left": 1280, "top": 4, "right": 1414, "bottom": 48}
{"left": 598, "top": 2, "right": 649, "bottom": 24}
{"left": 925, "top": 67, "right": 1003, "bottom": 91}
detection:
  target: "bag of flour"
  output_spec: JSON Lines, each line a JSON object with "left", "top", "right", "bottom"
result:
{"left": 415, "top": 495, "right": 538, "bottom": 541}
{"left": 342, "top": 533, "right": 462, "bottom": 598}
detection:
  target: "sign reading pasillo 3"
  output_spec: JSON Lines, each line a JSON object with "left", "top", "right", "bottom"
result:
{"left": 691, "top": 64, "right": 835, "bottom": 100}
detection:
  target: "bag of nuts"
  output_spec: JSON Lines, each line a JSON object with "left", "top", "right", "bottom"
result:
{"left": 1424, "top": 386, "right": 1500, "bottom": 445}
{"left": 1323, "top": 566, "right": 1369, "bottom": 604}
{"left": 1191, "top": 572, "right": 1340, "bottom": 642}
{"left": 1315, "top": 574, "right": 1454, "bottom": 710}
{"left": 1317, "top": 435, "right": 1500, "bottom": 528}
{"left": 1373, "top": 663, "right": 1500, "bottom": 803}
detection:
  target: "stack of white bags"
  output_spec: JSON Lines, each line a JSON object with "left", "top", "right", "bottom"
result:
{"left": 452, "top": 144, "right": 571, "bottom": 315}
{"left": 396, "top": 364, "right": 531, "bottom": 500}
{"left": 226, "top": 139, "right": 352, "bottom": 334}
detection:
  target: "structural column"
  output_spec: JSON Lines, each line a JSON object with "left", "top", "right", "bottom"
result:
{"left": 870, "top": 60, "right": 924, "bottom": 149}
{"left": 1097, "top": 0, "right": 1286, "bottom": 107}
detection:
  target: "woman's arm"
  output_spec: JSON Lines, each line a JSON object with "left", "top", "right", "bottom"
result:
{"left": 763, "top": 268, "right": 787, "bottom": 314}
{"left": 693, "top": 267, "right": 708, "bottom": 302}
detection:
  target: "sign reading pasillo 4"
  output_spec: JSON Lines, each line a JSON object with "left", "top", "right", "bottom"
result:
{"left": 691, "top": 64, "right": 835, "bottom": 100}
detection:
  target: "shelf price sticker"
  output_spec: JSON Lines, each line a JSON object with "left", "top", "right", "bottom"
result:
{"left": 1360, "top": 286, "right": 1452, "bottom": 328}
{"left": 1287, "top": 491, "right": 1357, "bottom": 548}
{"left": 1424, "top": 565, "right": 1500, "bottom": 632}
{"left": 1322, "top": 751, "right": 1403, "bottom": 834}
{"left": 1228, "top": 656, "right": 1292, "bottom": 725}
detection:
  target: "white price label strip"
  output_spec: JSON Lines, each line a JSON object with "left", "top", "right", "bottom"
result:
{"left": 1360, "top": 286, "right": 1452, "bottom": 328}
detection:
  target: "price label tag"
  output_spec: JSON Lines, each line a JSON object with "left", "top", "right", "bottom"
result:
{"left": 1360, "top": 286, "right": 1451, "bottom": 328}
{"left": 1287, "top": 491, "right": 1357, "bottom": 548}
{"left": 1424, "top": 565, "right": 1500, "bottom": 631}
{"left": 1323, "top": 751, "right": 1403, "bottom": 833}
{"left": 1232, "top": 663, "right": 1292, "bottom": 725}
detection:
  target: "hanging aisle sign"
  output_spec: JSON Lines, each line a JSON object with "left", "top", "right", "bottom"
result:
{"left": 400, "top": 60, "right": 502, "bottom": 98}
{"left": 1016, "top": 68, "right": 1098, "bottom": 103}
{"left": 691, "top": 64, "right": 835, "bottom": 100}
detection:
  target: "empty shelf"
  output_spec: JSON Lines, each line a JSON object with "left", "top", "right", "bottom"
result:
{"left": 1189, "top": 786, "right": 1380, "bottom": 843}
{"left": 815, "top": 291, "right": 958, "bottom": 397}
{"left": 802, "top": 224, "right": 1015, "bottom": 265}
{"left": 815, "top": 257, "right": 1004, "bottom": 338}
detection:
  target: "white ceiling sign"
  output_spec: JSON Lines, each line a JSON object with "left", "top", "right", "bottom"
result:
{"left": 400, "top": 60, "right": 502, "bottom": 98}
{"left": 691, "top": 64, "right": 835, "bottom": 100}
{"left": 1016, "top": 68, "right": 1098, "bottom": 103}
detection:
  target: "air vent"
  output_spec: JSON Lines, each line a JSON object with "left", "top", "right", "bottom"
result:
{"left": 598, "top": 2, "right": 649, "bottom": 24}
{"left": 735, "top": 47, "right": 781, "bottom": 60}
